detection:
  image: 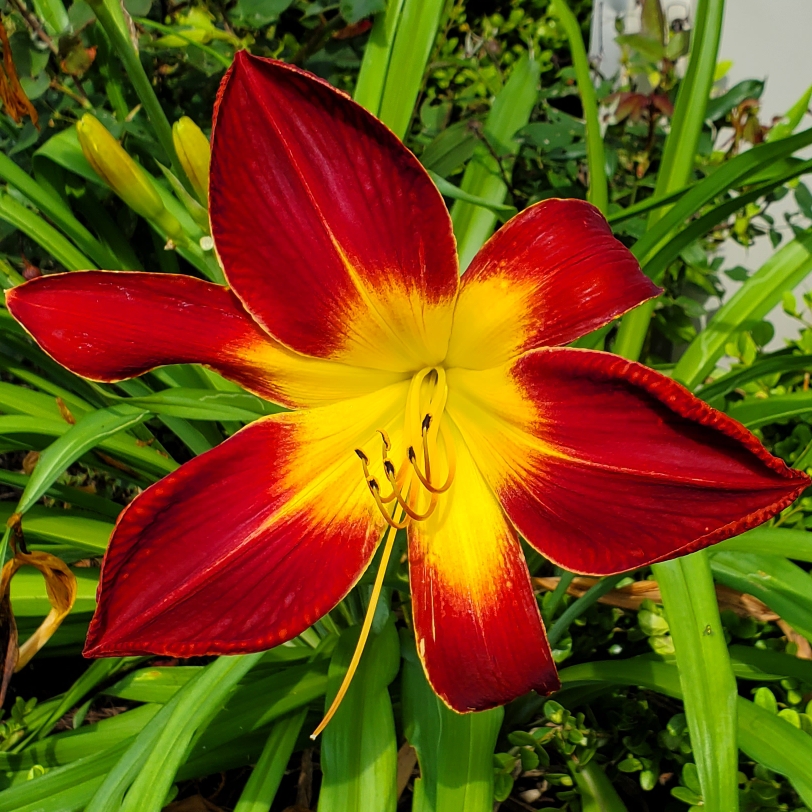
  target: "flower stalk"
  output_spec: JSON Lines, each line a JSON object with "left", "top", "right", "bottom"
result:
{"left": 84, "top": 0, "right": 194, "bottom": 193}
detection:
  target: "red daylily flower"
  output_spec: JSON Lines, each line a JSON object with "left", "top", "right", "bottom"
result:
{"left": 7, "top": 53, "right": 809, "bottom": 715}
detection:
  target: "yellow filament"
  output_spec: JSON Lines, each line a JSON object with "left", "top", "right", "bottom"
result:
{"left": 422, "top": 425, "right": 432, "bottom": 483}
{"left": 382, "top": 465, "right": 438, "bottom": 521}
{"left": 369, "top": 483, "right": 410, "bottom": 528}
{"left": 357, "top": 453, "right": 398, "bottom": 504}
{"left": 311, "top": 510, "right": 403, "bottom": 739}
{"left": 410, "top": 421, "right": 456, "bottom": 494}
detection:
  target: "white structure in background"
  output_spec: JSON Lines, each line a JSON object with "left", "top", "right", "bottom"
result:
{"left": 590, "top": 0, "right": 695, "bottom": 80}
{"left": 589, "top": 0, "right": 812, "bottom": 347}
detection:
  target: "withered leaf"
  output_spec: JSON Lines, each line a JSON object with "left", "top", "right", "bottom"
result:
{"left": 534, "top": 575, "right": 779, "bottom": 622}
{"left": 0, "top": 591, "right": 18, "bottom": 707}
{"left": 0, "top": 549, "right": 77, "bottom": 676}
{"left": 0, "top": 20, "right": 38, "bottom": 128}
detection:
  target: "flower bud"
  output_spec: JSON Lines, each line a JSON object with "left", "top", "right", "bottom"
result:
{"left": 173, "top": 116, "right": 210, "bottom": 205}
{"left": 77, "top": 114, "right": 165, "bottom": 222}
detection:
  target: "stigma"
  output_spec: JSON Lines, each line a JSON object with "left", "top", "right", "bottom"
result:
{"left": 355, "top": 367, "right": 456, "bottom": 529}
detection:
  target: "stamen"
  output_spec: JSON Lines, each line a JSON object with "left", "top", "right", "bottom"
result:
{"left": 423, "top": 427, "right": 432, "bottom": 482}
{"left": 368, "top": 479, "right": 409, "bottom": 529}
{"left": 311, "top": 508, "right": 403, "bottom": 739}
{"left": 357, "top": 366, "right": 453, "bottom": 529}
{"left": 409, "top": 422, "right": 457, "bottom": 494}
{"left": 376, "top": 432, "right": 407, "bottom": 503}
{"left": 356, "top": 451, "right": 396, "bottom": 504}
{"left": 382, "top": 461, "right": 438, "bottom": 522}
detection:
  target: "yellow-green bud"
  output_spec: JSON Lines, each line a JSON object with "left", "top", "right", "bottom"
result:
{"left": 173, "top": 116, "right": 210, "bottom": 205}
{"left": 76, "top": 114, "right": 165, "bottom": 223}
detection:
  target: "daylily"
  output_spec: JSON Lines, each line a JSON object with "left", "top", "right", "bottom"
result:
{"left": 7, "top": 53, "right": 809, "bottom": 717}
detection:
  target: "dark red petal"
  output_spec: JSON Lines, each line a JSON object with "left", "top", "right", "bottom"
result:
{"left": 446, "top": 199, "right": 660, "bottom": 369}
{"left": 7, "top": 272, "right": 406, "bottom": 408}
{"left": 408, "top": 420, "right": 558, "bottom": 712}
{"left": 210, "top": 53, "right": 459, "bottom": 371}
{"left": 84, "top": 384, "right": 409, "bottom": 656}
{"left": 447, "top": 349, "right": 809, "bottom": 575}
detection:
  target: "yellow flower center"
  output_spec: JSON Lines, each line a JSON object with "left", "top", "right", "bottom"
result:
{"left": 355, "top": 366, "right": 457, "bottom": 529}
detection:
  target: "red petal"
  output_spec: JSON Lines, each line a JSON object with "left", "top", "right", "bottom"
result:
{"left": 210, "top": 53, "right": 459, "bottom": 371}
{"left": 408, "top": 421, "right": 558, "bottom": 712}
{"left": 7, "top": 272, "right": 407, "bottom": 408}
{"left": 84, "top": 383, "right": 410, "bottom": 656}
{"left": 447, "top": 349, "right": 809, "bottom": 575}
{"left": 446, "top": 199, "right": 660, "bottom": 369}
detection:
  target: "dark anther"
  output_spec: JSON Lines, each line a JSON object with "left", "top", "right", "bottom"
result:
{"left": 384, "top": 460, "right": 396, "bottom": 478}
{"left": 354, "top": 448, "right": 369, "bottom": 463}
{"left": 422, "top": 414, "right": 432, "bottom": 432}
{"left": 407, "top": 446, "right": 416, "bottom": 461}
{"left": 368, "top": 478, "right": 379, "bottom": 492}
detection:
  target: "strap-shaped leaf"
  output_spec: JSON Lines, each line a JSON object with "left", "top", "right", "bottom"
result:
{"left": 12, "top": 405, "right": 173, "bottom": 516}
{"left": 319, "top": 616, "right": 399, "bottom": 812}
{"left": 401, "top": 631, "right": 503, "bottom": 811}
{"left": 675, "top": 229, "right": 812, "bottom": 389}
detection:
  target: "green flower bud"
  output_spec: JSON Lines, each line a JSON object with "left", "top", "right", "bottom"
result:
{"left": 77, "top": 114, "right": 165, "bottom": 222}
{"left": 173, "top": 116, "right": 210, "bottom": 205}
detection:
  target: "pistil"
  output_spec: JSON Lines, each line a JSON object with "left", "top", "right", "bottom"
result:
{"left": 311, "top": 504, "right": 404, "bottom": 739}
{"left": 313, "top": 367, "right": 457, "bottom": 737}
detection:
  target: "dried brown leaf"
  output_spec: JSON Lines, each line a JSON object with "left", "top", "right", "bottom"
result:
{"left": 21, "top": 451, "right": 39, "bottom": 475}
{"left": 397, "top": 741, "right": 418, "bottom": 799}
{"left": 777, "top": 619, "right": 812, "bottom": 660}
{"left": 0, "top": 550, "right": 77, "bottom": 672}
{"left": 55, "top": 397, "right": 76, "bottom": 425}
{"left": 533, "top": 576, "right": 779, "bottom": 621}
{"left": 0, "top": 19, "right": 38, "bottom": 127}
